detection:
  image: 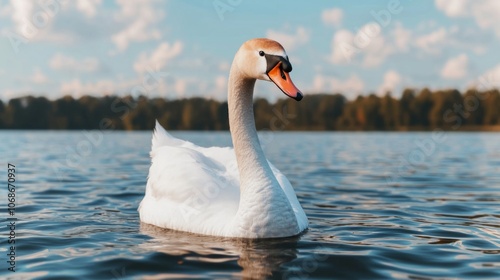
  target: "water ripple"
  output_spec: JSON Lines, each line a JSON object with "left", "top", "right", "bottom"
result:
{"left": 0, "top": 131, "right": 499, "bottom": 279}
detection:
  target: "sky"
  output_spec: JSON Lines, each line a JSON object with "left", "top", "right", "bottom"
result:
{"left": 0, "top": 0, "right": 500, "bottom": 102}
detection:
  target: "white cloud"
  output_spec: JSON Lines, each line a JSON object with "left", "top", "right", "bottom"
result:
{"left": 474, "top": 64, "right": 500, "bottom": 90}
{"left": 329, "top": 23, "right": 395, "bottom": 67}
{"left": 361, "top": 34, "right": 391, "bottom": 68}
{"left": 266, "top": 26, "right": 309, "bottom": 51}
{"left": 59, "top": 74, "right": 187, "bottom": 99}
{"left": 112, "top": 0, "right": 163, "bottom": 52}
{"left": 435, "top": 0, "right": 500, "bottom": 38}
{"left": 322, "top": 8, "right": 343, "bottom": 27}
{"left": 435, "top": 0, "right": 469, "bottom": 17}
{"left": 378, "top": 70, "right": 401, "bottom": 95}
{"left": 1, "top": 0, "right": 159, "bottom": 47}
{"left": 58, "top": 77, "right": 147, "bottom": 97}
{"left": 330, "top": 29, "right": 355, "bottom": 64}
{"left": 76, "top": 0, "right": 102, "bottom": 18}
{"left": 441, "top": 53, "right": 468, "bottom": 79}
{"left": 60, "top": 79, "right": 116, "bottom": 96}
{"left": 1, "top": 88, "right": 33, "bottom": 100}
{"left": 156, "top": 75, "right": 228, "bottom": 100}
{"left": 212, "top": 75, "right": 227, "bottom": 99}
{"left": 312, "top": 74, "right": 364, "bottom": 98}
{"left": 391, "top": 22, "right": 411, "bottom": 51}
{"left": 30, "top": 68, "right": 48, "bottom": 84}
{"left": 413, "top": 25, "right": 490, "bottom": 56}
{"left": 10, "top": 0, "right": 35, "bottom": 35}
{"left": 164, "top": 75, "right": 228, "bottom": 100}
{"left": 329, "top": 21, "right": 473, "bottom": 68}
{"left": 218, "top": 61, "right": 230, "bottom": 72}
{"left": 448, "top": 25, "right": 491, "bottom": 55}
{"left": 0, "top": 1, "right": 12, "bottom": 17}
{"left": 133, "top": 41, "right": 183, "bottom": 74}
{"left": 2, "top": 0, "right": 79, "bottom": 43}
{"left": 471, "top": 2, "right": 500, "bottom": 37}
{"left": 173, "top": 79, "right": 187, "bottom": 96}
{"left": 49, "top": 54, "right": 100, "bottom": 72}
{"left": 414, "top": 27, "right": 448, "bottom": 54}
{"left": 360, "top": 23, "right": 413, "bottom": 67}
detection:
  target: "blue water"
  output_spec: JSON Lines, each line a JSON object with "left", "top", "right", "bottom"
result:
{"left": 1, "top": 131, "right": 500, "bottom": 279}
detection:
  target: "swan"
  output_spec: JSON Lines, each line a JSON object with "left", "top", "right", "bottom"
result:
{"left": 139, "top": 38, "right": 308, "bottom": 238}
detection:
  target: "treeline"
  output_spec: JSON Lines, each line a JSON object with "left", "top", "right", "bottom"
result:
{"left": 0, "top": 88, "right": 499, "bottom": 131}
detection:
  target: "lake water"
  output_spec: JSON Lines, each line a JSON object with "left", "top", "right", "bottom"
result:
{"left": 1, "top": 131, "right": 500, "bottom": 279}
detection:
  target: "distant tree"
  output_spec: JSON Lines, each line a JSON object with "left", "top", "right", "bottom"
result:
{"left": 51, "top": 95, "right": 82, "bottom": 129}
{"left": 0, "top": 100, "right": 4, "bottom": 128}
{"left": 399, "top": 89, "right": 416, "bottom": 126}
{"left": 429, "top": 89, "right": 462, "bottom": 128}
{"left": 299, "top": 94, "right": 323, "bottom": 129}
{"left": 483, "top": 89, "right": 500, "bottom": 125}
{"left": 181, "top": 98, "right": 214, "bottom": 130}
{"left": 267, "top": 98, "right": 299, "bottom": 130}
{"left": 413, "top": 88, "right": 433, "bottom": 127}
{"left": 4, "top": 96, "right": 51, "bottom": 129}
{"left": 361, "top": 94, "right": 384, "bottom": 129}
{"left": 463, "top": 89, "right": 484, "bottom": 125}
{"left": 380, "top": 93, "right": 399, "bottom": 129}
{"left": 1, "top": 88, "right": 499, "bottom": 131}
{"left": 156, "top": 99, "right": 182, "bottom": 130}
{"left": 216, "top": 101, "right": 229, "bottom": 130}
{"left": 337, "top": 101, "right": 358, "bottom": 130}
{"left": 254, "top": 98, "right": 273, "bottom": 130}
{"left": 77, "top": 95, "right": 101, "bottom": 129}
{"left": 122, "top": 97, "right": 154, "bottom": 130}
{"left": 317, "top": 94, "right": 345, "bottom": 130}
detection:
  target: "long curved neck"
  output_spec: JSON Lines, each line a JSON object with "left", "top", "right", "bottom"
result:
{"left": 227, "top": 64, "right": 274, "bottom": 192}
{"left": 226, "top": 59, "right": 300, "bottom": 237}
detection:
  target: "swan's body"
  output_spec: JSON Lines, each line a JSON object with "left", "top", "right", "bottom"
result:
{"left": 139, "top": 38, "right": 308, "bottom": 238}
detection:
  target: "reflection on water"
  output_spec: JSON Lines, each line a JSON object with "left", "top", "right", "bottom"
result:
{"left": 0, "top": 131, "right": 499, "bottom": 279}
{"left": 140, "top": 223, "right": 300, "bottom": 279}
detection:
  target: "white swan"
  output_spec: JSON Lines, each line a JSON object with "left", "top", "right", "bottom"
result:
{"left": 139, "top": 38, "right": 308, "bottom": 238}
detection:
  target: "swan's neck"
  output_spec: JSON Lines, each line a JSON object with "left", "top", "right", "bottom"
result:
{"left": 227, "top": 67, "right": 274, "bottom": 192}
{"left": 227, "top": 63, "right": 300, "bottom": 238}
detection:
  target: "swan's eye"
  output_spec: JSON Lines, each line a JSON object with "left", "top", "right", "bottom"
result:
{"left": 259, "top": 51, "right": 265, "bottom": 57}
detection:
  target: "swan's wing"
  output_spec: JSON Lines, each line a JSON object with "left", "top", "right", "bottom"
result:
{"left": 269, "top": 161, "right": 309, "bottom": 232}
{"left": 140, "top": 122, "right": 240, "bottom": 236}
{"left": 140, "top": 145, "right": 241, "bottom": 236}
{"left": 152, "top": 120, "right": 192, "bottom": 150}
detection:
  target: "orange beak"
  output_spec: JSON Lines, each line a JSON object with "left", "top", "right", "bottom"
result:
{"left": 267, "top": 62, "right": 303, "bottom": 101}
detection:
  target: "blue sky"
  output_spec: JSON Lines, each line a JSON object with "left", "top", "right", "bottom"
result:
{"left": 1, "top": 0, "right": 499, "bottom": 102}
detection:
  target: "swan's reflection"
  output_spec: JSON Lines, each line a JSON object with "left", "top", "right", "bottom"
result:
{"left": 140, "top": 223, "right": 300, "bottom": 279}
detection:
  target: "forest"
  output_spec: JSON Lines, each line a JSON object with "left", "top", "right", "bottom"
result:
{"left": 0, "top": 88, "right": 499, "bottom": 131}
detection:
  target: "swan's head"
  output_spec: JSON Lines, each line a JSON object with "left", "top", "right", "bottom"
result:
{"left": 234, "top": 38, "right": 303, "bottom": 101}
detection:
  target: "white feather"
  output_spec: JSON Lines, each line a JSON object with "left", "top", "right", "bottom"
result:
{"left": 139, "top": 122, "right": 308, "bottom": 237}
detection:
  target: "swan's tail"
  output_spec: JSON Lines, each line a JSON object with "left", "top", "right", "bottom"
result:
{"left": 151, "top": 120, "right": 185, "bottom": 151}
